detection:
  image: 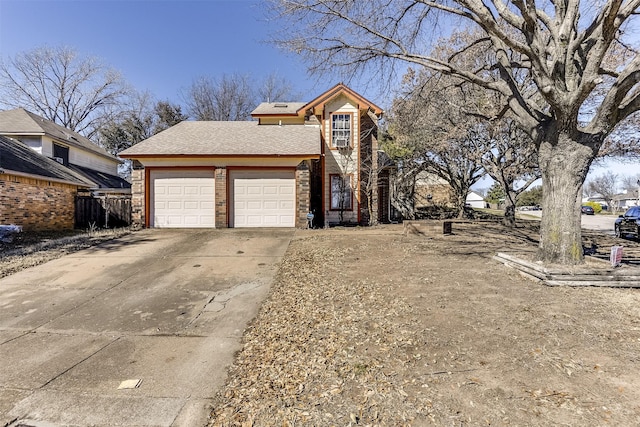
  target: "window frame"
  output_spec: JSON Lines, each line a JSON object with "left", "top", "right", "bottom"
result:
{"left": 330, "top": 174, "right": 353, "bottom": 211}
{"left": 52, "top": 142, "right": 70, "bottom": 166}
{"left": 330, "top": 113, "right": 353, "bottom": 149}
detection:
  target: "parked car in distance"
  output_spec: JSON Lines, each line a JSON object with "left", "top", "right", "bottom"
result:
{"left": 615, "top": 206, "right": 640, "bottom": 239}
{"left": 581, "top": 205, "right": 595, "bottom": 215}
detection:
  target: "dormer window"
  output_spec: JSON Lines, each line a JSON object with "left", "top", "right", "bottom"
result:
{"left": 331, "top": 113, "right": 351, "bottom": 149}
{"left": 53, "top": 143, "right": 69, "bottom": 166}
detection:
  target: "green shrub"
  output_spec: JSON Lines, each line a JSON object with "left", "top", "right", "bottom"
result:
{"left": 584, "top": 201, "right": 602, "bottom": 214}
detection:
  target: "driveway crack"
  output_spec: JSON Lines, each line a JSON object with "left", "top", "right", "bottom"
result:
{"left": 39, "top": 337, "right": 120, "bottom": 389}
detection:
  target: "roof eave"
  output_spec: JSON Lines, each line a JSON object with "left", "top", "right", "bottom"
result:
{"left": 119, "top": 153, "right": 321, "bottom": 159}
{"left": 1, "top": 168, "right": 91, "bottom": 188}
{"left": 251, "top": 113, "right": 303, "bottom": 118}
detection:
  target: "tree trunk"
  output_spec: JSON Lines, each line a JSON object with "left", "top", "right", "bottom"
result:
{"left": 537, "top": 131, "right": 596, "bottom": 265}
{"left": 390, "top": 168, "right": 417, "bottom": 220}
{"left": 503, "top": 194, "right": 516, "bottom": 228}
{"left": 453, "top": 189, "right": 467, "bottom": 219}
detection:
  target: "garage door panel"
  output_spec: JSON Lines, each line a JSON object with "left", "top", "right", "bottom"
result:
{"left": 247, "top": 186, "right": 262, "bottom": 195}
{"left": 263, "top": 186, "right": 278, "bottom": 195}
{"left": 167, "top": 186, "right": 183, "bottom": 195}
{"left": 262, "top": 215, "right": 278, "bottom": 225}
{"left": 231, "top": 171, "right": 296, "bottom": 228}
{"left": 280, "top": 188, "right": 294, "bottom": 196}
{"left": 184, "top": 186, "right": 199, "bottom": 195}
{"left": 151, "top": 170, "right": 215, "bottom": 228}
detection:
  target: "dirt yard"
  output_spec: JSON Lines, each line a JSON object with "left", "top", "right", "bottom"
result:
{"left": 209, "top": 221, "right": 640, "bottom": 426}
{"left": 0, "top": 228, "right": 130, "bottom": 278}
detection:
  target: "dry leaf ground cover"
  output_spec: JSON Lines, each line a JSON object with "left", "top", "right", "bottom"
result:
{"left": 0, "top": 228, "right": 130, "bottom": 278}
{"left": 209, "top": 222, "right": 640, "bottom": 426}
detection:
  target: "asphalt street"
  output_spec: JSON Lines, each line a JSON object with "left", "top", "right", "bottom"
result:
{"left": 521, "top": 209, "right": 618, "bottom": 234}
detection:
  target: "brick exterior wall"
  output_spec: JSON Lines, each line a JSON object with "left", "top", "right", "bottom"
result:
{"left": 415, "top": 183, "right": 454, "bottom": 208}
{"left": 0, "top": 173, "right": 78, "bottom": 230}
{"left": 215, "top": 167, "right": 227, "bottom": 228}
{"left": 296, "top": 162, "right": 311, "bottom": 228}
{"left": 130, "top": 161, "right": 145, "bottom": 228}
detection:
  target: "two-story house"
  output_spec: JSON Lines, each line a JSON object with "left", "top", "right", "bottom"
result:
{"left": 0, "top": 108, "right": 130, "bottom": 193}
{"left": 119, "top": 83, "right": 391, "bottom": 228}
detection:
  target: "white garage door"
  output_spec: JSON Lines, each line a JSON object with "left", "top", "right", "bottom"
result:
{"left": 151, "top": 170, "right": 215, "bottom": 228}
{"left": 231, "top": 170, "right": 296, "bottom": 227}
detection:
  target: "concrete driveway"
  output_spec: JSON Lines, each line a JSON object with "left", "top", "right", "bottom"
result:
{"left": 0, "top": 228, "right": 293, "bottom": 427}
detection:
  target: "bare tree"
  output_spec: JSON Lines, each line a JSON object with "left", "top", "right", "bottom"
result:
{"left": 389, "top": 68, "right": 486, "bottom": 218}
{"left": 182, "top": 73, "right": 255, "bottom": 121}
{"left": 621, "top": 174, "right": 640, "bottom": 194}
{"left": 257, "top": 73, "right": 302, "bottom": 102}
{"left": 586, "top": 172, "right": 620, "bottom": 213}
{"left": 0, "top": 45, "right": 129, "bottom": 139}
{"left": 428, "top": 140, "right": 485, "bottom": 218}
{"left": 270, "top": 0, "right": 640, "bottom": 265}
{"left": 183, "top": 72, "right": 303, "bottom": 121}
{"left": 482, "top": 119, "right": 540, "bottom": 227}
{"left": 394, "top": 45, "right": 540, "bottom": 225}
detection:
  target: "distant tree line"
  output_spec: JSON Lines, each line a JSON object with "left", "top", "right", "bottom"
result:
{"left": 0, "top": 45, "right": 300, "bottom": 157}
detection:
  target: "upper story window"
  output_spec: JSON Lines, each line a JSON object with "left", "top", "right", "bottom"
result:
{"left": 331, "top": 113, "right": 351, "bottom": 149}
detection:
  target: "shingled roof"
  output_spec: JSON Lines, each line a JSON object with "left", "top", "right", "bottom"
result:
{"left": 251, "top": 102, "right": 306, "bottom": 116}
{"left": 119, "top": 121, "right": 321, "bottom": 157}
{"left": 0, "top": 108, "right": 118, "bottom": 162}
{"left": 0, "top": 135, "right": 91, "bottom": 186}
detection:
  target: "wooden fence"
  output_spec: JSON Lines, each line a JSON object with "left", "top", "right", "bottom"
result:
{"left": 75, "top": 194, "right": 131, "bottom": 229}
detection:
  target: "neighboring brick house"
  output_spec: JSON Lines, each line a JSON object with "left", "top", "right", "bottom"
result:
{"left": 0, "top": 135, "right": 90, "bottom": 230}
{"left": 415, "top": 171, "right": 453, "bottom": 208}
{"left": 415, "top": 172, "right": 486, "bottom": 210}
{"left": 119, "top": 83, "right": 390, "bottom": 228}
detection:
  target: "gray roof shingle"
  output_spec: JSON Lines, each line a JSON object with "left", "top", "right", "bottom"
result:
{"left": 0, "top": 135, "right": 91, "bottom": 186}
{"left": 251, "top": 102, "right": 306, "bottom": 116}
{"left": 119, "top": 121, "right": 321, "bottom": 157}
{"left": 0, "top": 108, "right": 118, "bottom": 162}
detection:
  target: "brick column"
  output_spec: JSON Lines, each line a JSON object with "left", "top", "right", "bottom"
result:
{"left": 130, "top": 161, "right": 145, "bottom": 229}
{"left": 296, "top": 161, "right": 311, "bottom": 228}
{"left": 215, "top": 167, "right": 227, "bottom": 228}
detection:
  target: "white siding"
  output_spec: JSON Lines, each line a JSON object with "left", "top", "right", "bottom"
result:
{"left": 323, "top": 95, "right": 359, "bottom": 224}
{"left": 43, "top": 136, "right": 120, "bottom": 175}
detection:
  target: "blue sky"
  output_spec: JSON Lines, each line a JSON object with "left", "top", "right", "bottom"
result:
{"left": 1, "top": 0, "right": 637, "bottom": 187}
{"left": 0, "top": 0, "right": 337, "bottom": 104}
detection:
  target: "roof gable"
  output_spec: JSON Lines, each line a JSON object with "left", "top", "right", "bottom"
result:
{"left": 300, "top": 83, "right": 383, "bottom": 117}
{"left": 0, "top": 108, "right": 117, "bottom": 162}
{"left": 467, "top": 191, "right": 485, "bottom": 201}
